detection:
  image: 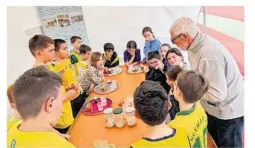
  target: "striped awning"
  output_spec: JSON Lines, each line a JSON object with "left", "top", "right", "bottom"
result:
{"left": 197, "top": 6, "right": 244, "bottom": 76}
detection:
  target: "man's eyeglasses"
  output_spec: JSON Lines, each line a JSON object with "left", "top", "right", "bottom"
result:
{"left": 171, "top": 33, "right": 183, "bottom": 44}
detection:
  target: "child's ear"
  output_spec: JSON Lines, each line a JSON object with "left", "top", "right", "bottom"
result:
{"left": 135, "top": 111, "right": 140, "bottom": 119}
{"left": 10, "top": 103, "right": 16, "bottom": 110}
{"left": 45, "top": 97, "right": 55, "bottom": 113}
{"left": 34, "top": 50, "right": 41, "bottom": 57}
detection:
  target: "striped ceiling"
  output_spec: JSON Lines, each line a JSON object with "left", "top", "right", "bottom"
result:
{"left": 197, "top": 6, "right": 244, "bottom": 76}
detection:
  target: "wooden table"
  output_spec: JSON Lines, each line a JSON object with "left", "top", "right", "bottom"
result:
{"left": 68, "top": 65, "right": 216, "bottom": 148}
{"left": 69, "top": 65, "right": 147, "bottom": 148}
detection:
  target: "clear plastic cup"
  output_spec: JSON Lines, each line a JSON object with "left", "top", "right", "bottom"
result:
{"left": 97, "top": 102, "right": 103, "bottom": 111}
{"left": 101, "top": 96, "right": 107, "bottom": 106}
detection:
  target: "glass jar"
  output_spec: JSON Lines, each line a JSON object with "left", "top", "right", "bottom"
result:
{"left": 113, "top": 108, "right": 125, "bottom": 128}
{"left": 124, "top": 107, "right": 136, "bottom": 126}
{"left": 103, "top": 108, "right": 114, "bottom": 128}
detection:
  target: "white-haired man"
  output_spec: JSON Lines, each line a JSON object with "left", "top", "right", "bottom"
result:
{"left": 170, "top": 17, "right": 244, "bottom": 147}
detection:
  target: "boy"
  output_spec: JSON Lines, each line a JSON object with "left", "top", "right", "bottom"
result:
{"left": 103, "top": 42, "right": 120, "bottom": 68}
{"left": 166, "top": 65, "right": 183, "bottom": 120}
{"left": 7, "top": 66, "right": 75, "bottom": 147}
{"left": 28, "top": 35, "right": 79, "bottom": 133}
{"left": 7, "top": 84, "right": 21, "bottom": 130}
{"left": 6, "top": 83, "right": 70, "bottom": 139}
{"left": 29, "top": 34, "right": 55, "bottom": 67}
{"left": 168, "top": 70, "right": 209, "bottom": 148}
{"left": 146, "top": 51, "right": 170, "bottom": 93}
{"left": 70, "top": 36, "right": 82, "bottom": 61}
{"left": 77, "top": 44, "right": 92, "bottom": 75}
{"left": 131, "top": 80, "right": 190, "bottom": 148}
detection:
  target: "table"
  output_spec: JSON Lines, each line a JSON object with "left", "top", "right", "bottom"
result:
{"left": 68, "top": 65, "right": 216, "bottom": 148}
{"left": 69, "top": 65, "right": 147, "bottom": 147}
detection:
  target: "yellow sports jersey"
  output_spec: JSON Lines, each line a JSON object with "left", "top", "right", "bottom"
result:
{"left": 70, "top": 50, "right": 81, "bottom": 62}
{"left": 47, "top": 60, "right": 81, "bottom": 129}
{"left": 7, "top": 115, "right": 21, "bottom": 131}
{"left": 168, "top": 103, "right": 207, "bottom": 148}
{"left": 7, "top": 123, "right": 75, "bottom": 148}
{"left": 76, "top": 61, "right": 87, "bottom": 76}
{"left": 131, "top": 128, "right": 190, "bottom": 148}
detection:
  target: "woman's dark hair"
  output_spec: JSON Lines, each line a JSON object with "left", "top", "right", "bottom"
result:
{"left": 127, "top": 40, "right": 137, "bottom": 49}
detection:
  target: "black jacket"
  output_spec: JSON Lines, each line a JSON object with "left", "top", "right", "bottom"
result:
{"left": 104, "top": 51, "right": 120, "bottom": 68}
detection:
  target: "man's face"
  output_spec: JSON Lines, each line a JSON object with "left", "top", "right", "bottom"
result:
{"left": 170, "top": 31, "right": 190, "bottom": 51}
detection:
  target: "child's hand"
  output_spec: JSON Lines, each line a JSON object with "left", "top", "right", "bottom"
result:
{"left": 65, "top": 89, "right": 78, "bottom": 100}
{"left": 60, "top": 133, "right": 71, "bottom": 141}
{"left": 88, "top": 83, "right": 95, "bottom": 94}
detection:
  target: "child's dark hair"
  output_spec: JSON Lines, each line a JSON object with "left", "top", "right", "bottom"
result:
{"left": 29, "top": 35, "right": 54, "bottom": 57}
{"left": 142, "top": 26, "right": 153, "bottom": 35}
{"left": 134, "top": 80, "right": 169, "bottom": 126}
{"left": 166, "top": 48, "right": 183, "bottom": 59}
{"left": 147, "top": 51, "right": 161, "bottom": 61}
{"left": 70, "top": 36, "right": 82, "bottom": 44}
{"left": 161, "top": 43, "right": 171, "bottom": 50}
{"left": 166, "top": 65, "right": 183, "bottom": 81}
{"left": 54, "top": 39, "right": 66, "bottom": 52}
{"left": 127, "top": 40, "right": 137, "bottom": 49}
{"left": 177, "top": 70, "right": 209, "bottom": 103}
{"left": 104, "top": 43, "right": 115, "bottom": 52}
{"left": 80, "top": 44, "right": 91, "bottom": 54}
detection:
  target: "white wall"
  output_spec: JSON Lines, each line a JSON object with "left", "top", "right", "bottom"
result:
{"left": 82, "top": 6, "right": 201, "bottom": 64}
{"left": 7, "top": 6, "right": 42, "bottom": 119}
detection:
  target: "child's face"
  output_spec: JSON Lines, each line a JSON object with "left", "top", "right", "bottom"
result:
{"left": 166, "top": 76, "right": 174, "bottom": 87}
{"left": 143, "top": 31, "right": 154, "bottom": 42}
{"left": 81, "top": 51, "right": 91, "bottom": 61}
{"left": 148, "top": 58, "right": 160, "bottom": 68}
{"left": 95, "top": 56, "right": 104, "bottom": 69}
{"left": 160, "top": 46, "right": 169, "bottom": 59}
{"left": 173, "top": 81, "right": 182, "bottom": 101}
{"left": 127, "top": 48, "right": 136, "bottom": 55}
{"left": 73, "top": 39, "right": 82, "bottom": 49}
{"left": 167, "top": 53, "right": 183, "bottom": 66}
{"left": 105, "top": 49, "right": 113, "bottom": 57}
{"left": 39, "top": 44, "right": 55, "bottom": 63}
{"left": 46, "top": 87, "right": 63, "bottom": 126}
{"left": 56, "top": 43, "right": 68, "bottom": 59}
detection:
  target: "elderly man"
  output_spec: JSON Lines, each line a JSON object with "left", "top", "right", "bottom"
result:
{"left": 170, "top": 17, "right": 244, "bottom": 147}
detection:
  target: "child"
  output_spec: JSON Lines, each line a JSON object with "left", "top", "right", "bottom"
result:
{"left": 80, "top": 44, "right": 92, "bottom": 67}
{"left": 29, "top": 35, "right": 55, "bottom": 67}
{"left": 160, "top": 43, "right": 172, "bottom": 69}
{"left": 166, "top": 47, "right": 190, "bottom": 70}
{"left": 51, "top": 39, "right": 82, "bottom": 119}
{"left": 28, "top": 35, "right": 79, "bottom": 134}
{"left": 145, "top": 51, "right": 170, "bottom": 93}
{"left": 168, "top": 70, "right": 209, "bottom": 148}
{"left": 70, "top": 36, "right": 82, "bottom": 61}
{"left": 6, "top": 83, "right": 71, "bottom": 140}
{"left": 103, "top": 42, "right": 120, "bottom": 68}
{"left": 7, "top": 84, "right": 21, "bottom": 130}
{"left": 142, "top": 26, "right": 161, "bottom": 62}
{"left": 77, "top": 52, "right": 104, "bottom": 95}
{"left": 124, "top": 40, "right": 141, "bottom": 66}
{"left": 7, "top": 66, "right": 75, "bottom": 147}
{"left": 130, "top": 80, "right": 190, "bottom": 148}
{"left": 166, "top": 65, "right": 183, "bottom": 120}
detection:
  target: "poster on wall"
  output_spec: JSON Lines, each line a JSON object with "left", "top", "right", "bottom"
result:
{"left": 37, "top": 6, "right": 89, "bottom": 51}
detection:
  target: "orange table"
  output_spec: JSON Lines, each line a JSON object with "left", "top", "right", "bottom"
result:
{"left": 69, "top": 65, "right": 148, "bottom": 148}
{"left": 68, "top": 65, "right": 216, "bottom": 148}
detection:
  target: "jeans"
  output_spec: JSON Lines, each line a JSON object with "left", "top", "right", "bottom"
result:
{"left": 207, "top": 113, "right": 244, "bottom": 148}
